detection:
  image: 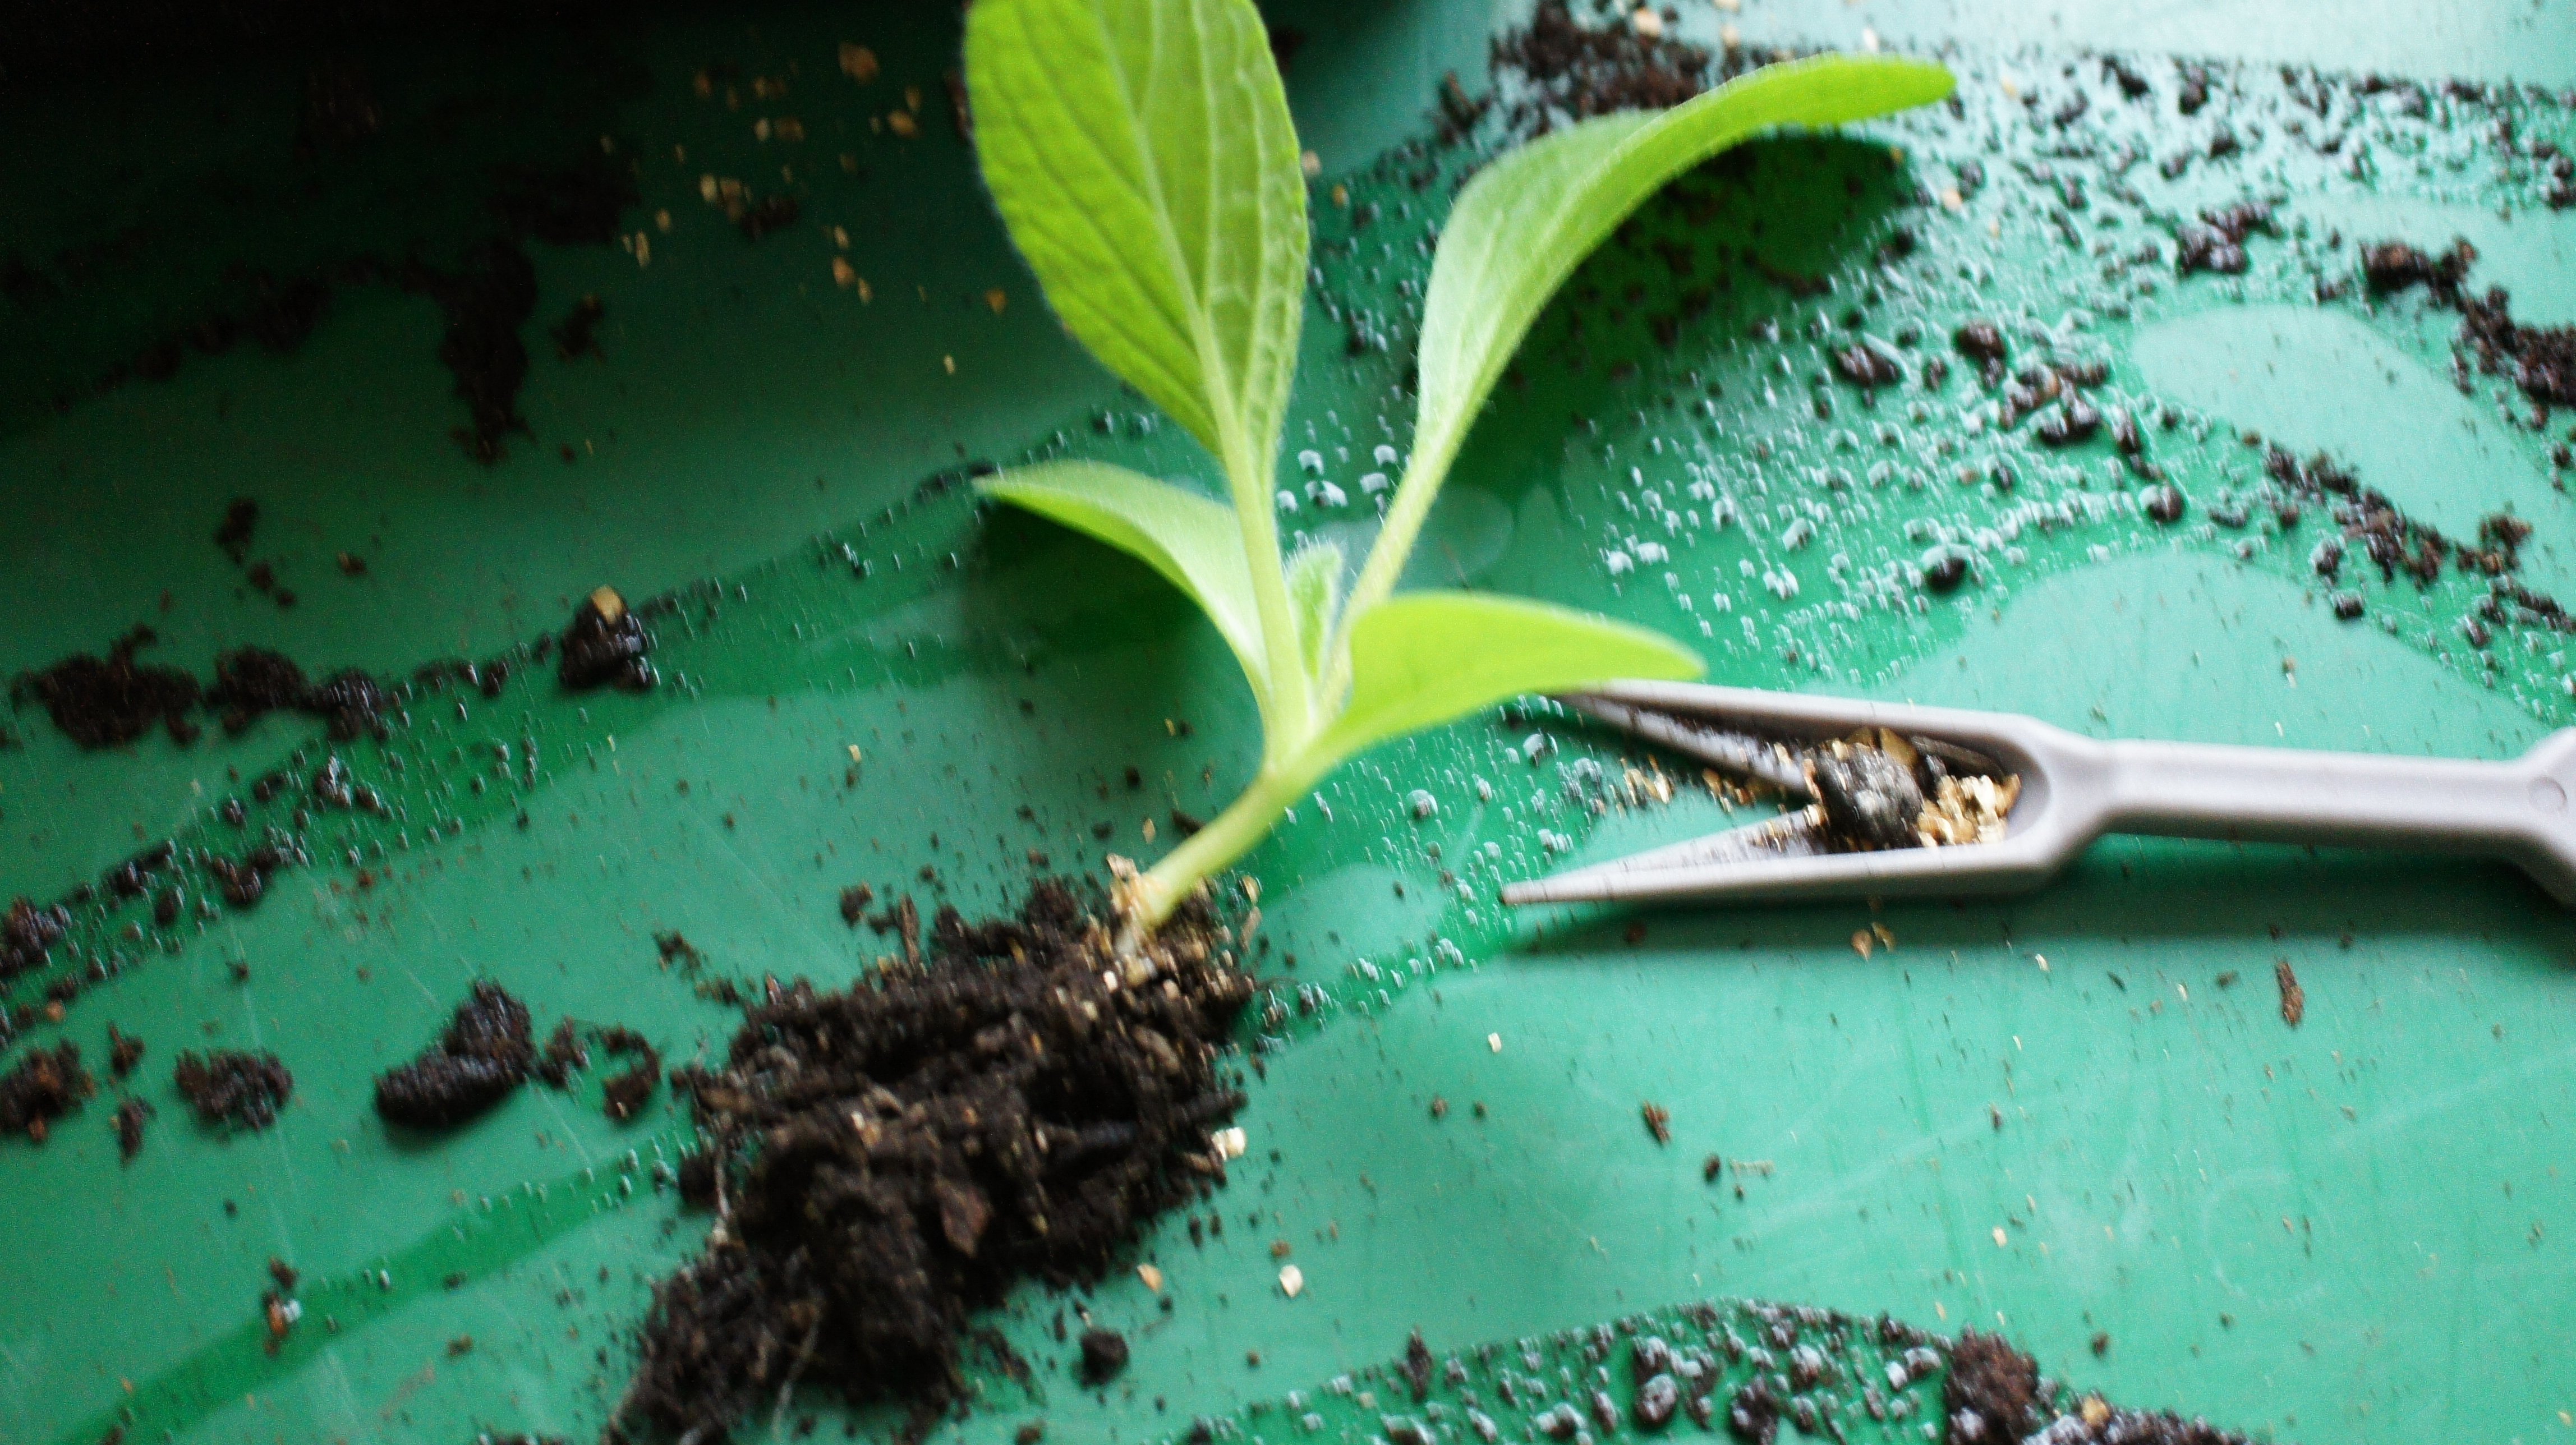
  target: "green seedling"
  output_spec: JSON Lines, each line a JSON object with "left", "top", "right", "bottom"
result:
{"left": 963, "top": 0, "right": 1953, "bottom": 928}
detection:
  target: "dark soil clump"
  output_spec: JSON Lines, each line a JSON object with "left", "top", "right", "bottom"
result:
{"left": 559, "top": 587, "right": 656, "bottom": 691}
{"left": 113, "top": 1097, "right": 152, "bottom": 1159}
{"left": 1491, "top": 1, "right": 1738, "bottom": 134}
{"left": 13, "top": 627, "right": 203, "bottom": 748}
{"left": 107, "top": 1024, "right": 145, "bottom": 1078}
{"left": 617, "top": 880, "right": 1252, "bottom": 1441}
{"left": 1942, "top": 1329, "right": 2257, "bottom": 1444}
{"left": 173, "top": 1050, "right": 293, "bottom": 1132}
{"left": 595, "top": 1025, "right": 661, "bottom": 1121}
{"left": 1078, "top": 1328, "right": 1131, "bottom": 1384}
{"left": 0, "top": 1042, "right": 94, "bottom": 1143}
{"left": 374, "top": 982, "right": 536, "bottom": 1129}
{"left": 1944, "top": 1331, "right": 2041, "bottom": 1442}
{"left": 207, "top": 647, "right": 314, "bottom": 733}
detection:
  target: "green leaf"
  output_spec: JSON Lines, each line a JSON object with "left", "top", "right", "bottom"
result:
{"left": 1345, "top": 54, "right": 1953, "bottom": 623}
{"left": 979, "top": 461, "right": 1268, "bottom": 698}
{"left": 1313, "top": 593, "right": 1702, "bottom": 765}
{"left": 1285, "top": 539, "right": 1345, "bottom": 679}
{"left": 964, "top": 0, "right": 1309, "bottom": 477}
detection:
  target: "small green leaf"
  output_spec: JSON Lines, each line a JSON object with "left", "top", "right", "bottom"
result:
{"left": 1347, "top": 55, "right": 1952, "bottom": 623}
{"left": 1285, "top": 539, "right": 1345, "bottom": 680}
{"left": 980, "top": 461, "right": 1268, "bottom": 698}
{"left": 964, "top": 0, "right": 1309, "bottom": 476}
{"left": 1314, "top": 593, "right": 1702, "bottom": 765}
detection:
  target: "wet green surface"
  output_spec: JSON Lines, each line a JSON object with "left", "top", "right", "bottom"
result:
{"left": 5, "top": 2, "right": 2576, "bottom": 1442}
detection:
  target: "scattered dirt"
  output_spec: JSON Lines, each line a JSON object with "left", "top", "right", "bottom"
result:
{"left": 2358, "top": 237, "right": 2576, "bottom": 413}
{"left": 107, "top": 1024, "right": 144, "bottom": 1078}
{"left": 1641, "top": 1101, "right": 1671, "bottom": 1144}
{"left": 0, "top": 1042, "right": 94, "bottom": 1143}
{"left": 374, "top": 982, "right": 537, "bottom": 1129}
{"left": 559, "top": 586, "right": 656, "bottom": 691}
{"left": 2275, "top": 959, "right": 2304, "bottom": 1028}
{"left": 615, "top": 881, "right": 1252, "bottom": 1440}
{"left": 1078, "top": 1328, "right": 1131, "bottom": 1385}
{"left": 1945, "top": 1331, "right": 2043, "bottom": 1442}
{"left": 173, "top": 1050, "right": 294, "bottom": 1133}
{"left": 1945, "top": 1328, "right": 2256, "bottom": 1443}
{"left": 551, "top": 294, "right": 607, "bottom": 360}
{"left": 112, "top": 1097, "right": 153, "bottom": 1160}
{"left": 1489, "top": 0, "right": 1741, "bottom": 136}
{"left": 12, "top": 627, "right": 204, "bottom": 749}
{"left": 595, "top": 1025, "right": 661, "bottom": 1121}
{"left": 402, "top": 239, "right": 540, "bottom": 463}
{"left": 214, "top": 499, "right": 260, "bottom": 563}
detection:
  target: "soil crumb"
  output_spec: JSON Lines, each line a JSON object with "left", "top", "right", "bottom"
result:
{"left": 1491, "top": 0, "right": 1727, "bottom": 134}
{"left": 112, "top": 1096, "right": 153, "bottom": 1159}
{"left": 374, "top": 982, "right": 535, "bottom": 1129}
{"left": 173, "top": 1050, "right": 294, "bottom": 1132}
{"left": 1948, "top": 1329, "right": 2257, "bottom": 1444}
{"left": 617, "top": 880, "right": 1252, "bottom": 1439}
{"left": 1079, "top": 1328, "right": 1131, "bottom": 1385}
{"left": 595, "top": 1025, "right": 661, "bottom": 1121}
{"left": 1945, "top": 1330, "right": 2042, "bottom": 1442}
{"left": 0, "top": 1042, "right": 94, "bottom": 1143}
{"left": 107, "top": 1024, "right": 145, "bottom": 1078}
{"left": 12, "top": 627, "right": 203, "bottom": 748}
{"left": 559, "top": 586, "right": 656, "bottom": 691}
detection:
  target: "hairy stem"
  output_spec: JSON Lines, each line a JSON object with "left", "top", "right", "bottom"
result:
{"left": 1221, "top": 429, "right": 1312, "bottom": 765}
{"left": 1130, "top": 750, "right": 1329, "bottom": 928}
{"left": 1327, "top": 416, "right": 1468, "bottom": 694}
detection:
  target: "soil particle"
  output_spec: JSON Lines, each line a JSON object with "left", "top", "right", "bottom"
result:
{"left": 214, "top": 499, "right": 260, "bottom": 563}
{"left": 1944, "top": 1331, "right": 2041, "bottom": 1442}
{"left": 595, "top": 1025, "right": 661, "bottom": 1121}
{"left": 1489, "top": 0, "right": 1730, "bottom": 134}
{"left": 1402, "top": 1330, "right": 1436, "bottom": 1401}
{"left": 1634, "top": 1372, "right": 1680, "bottom": 1429}
{"left": 1727, "top": 1376, "right": 1782, "bottom": 1443}
{"left": 1832, "top": 342, "right": 1901, "bottom": 390}
{"left": 402, "top": 239, "right": 540, "bottom": 463}
{"left": 617, "top": 881, "right": 1251, "bottom": 1439}
{"left": 1640, "top": 1101, "right": 1672, "bottom": 1144}
{"left": 2275, "top": 960, "right": 2304, "bottom": 1027}
{"left": 13, "top": 627, "right": 203, "bottom": 748}
{"left": 173, "top": 1049, "right": 293, "bottom": 1132}
{"left": 2173, "top": 201, "right": 2274, "bottom": 277}
{"left": 1079, "top": 1329, "right": 1131, "bottom": 1385}
{"left": 558, "top": 586, "right": 656, "bottom": 691}
{"left": 839, "top": 883, "right": 876, "bottom": 927}
{"left": 537, "top": 1019, "right": 590, "bottom": 1086}
{"left": 550, "top": 294, "right": 607, "bottom": 360}
{"left": 2035, "top": 397, "right": 2101, "bottom": 448}
{"left": 112, "top": 1097, "right": 152, "bottom": 1159}
{"left": 1806, "top": 745, "right": 1925, "bottom": 850}
{"left": 373, "top": 981, "right": 535, "bottom": 1129}
{"left": 2360, "top": 239, "right": 2476, "bottom": 298}
{"left": 107, "top": 1024, "right": 144, "bottom": 1078}
{"left": 0, "top": 1042, "right": 94, "bottom": 1143}
{"left": 1947, "top": 324, "right": 2009, "bottom": 371}
{"left": 206, "top": 647, "right": 311, "bottom": 733}
{"left": 2, "top": 900, "right": 70, "bottom": 985}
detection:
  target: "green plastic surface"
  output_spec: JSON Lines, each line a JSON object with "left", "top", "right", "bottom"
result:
{"left": 4, "top": 3, "right": 2575, "bottom": 1443}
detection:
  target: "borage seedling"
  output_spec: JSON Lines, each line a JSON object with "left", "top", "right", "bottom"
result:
{"left": 964, "top": 0, "right": 1952, "bottom": 931}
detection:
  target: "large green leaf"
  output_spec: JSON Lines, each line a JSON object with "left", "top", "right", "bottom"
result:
{"left": 979, "top": 462, "right": 1268, "bottom": 698}
{"left": 1346, "top": 54, "right": 1953, "bottom": 619}
{"left": 964, "top": 0, "right": 1308, "bottom": 477}
{"left": 1313, "top": 593, "right": 1703, "bottom": 765}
